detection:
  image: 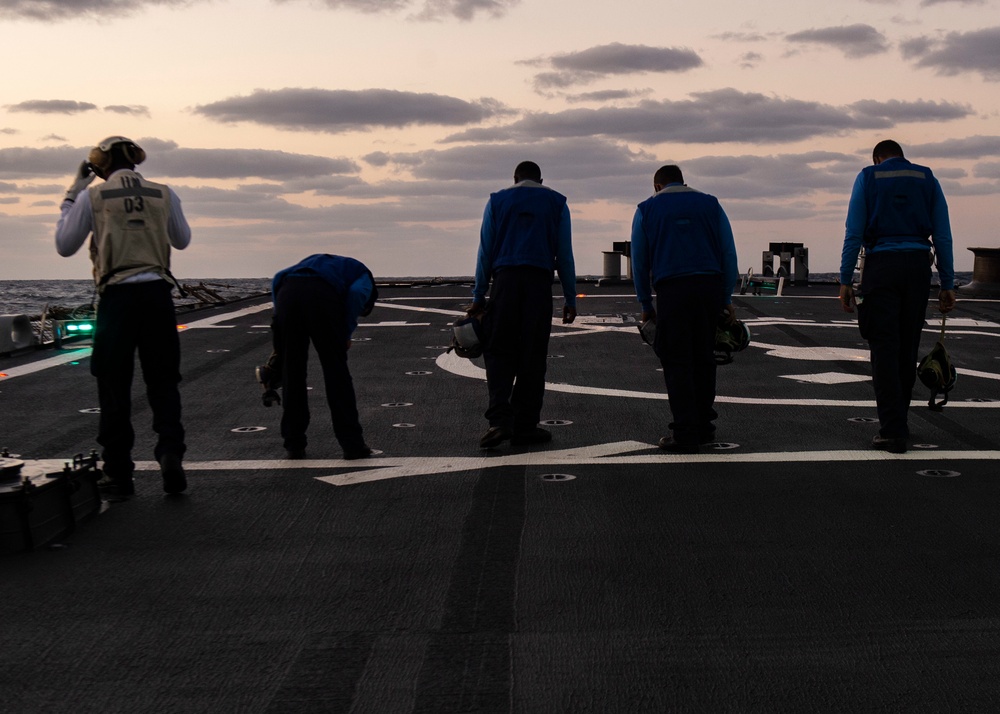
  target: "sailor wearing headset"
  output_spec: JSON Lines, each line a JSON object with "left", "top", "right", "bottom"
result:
{"left": 55, "top": 136, "right": 192, "bottom": 497}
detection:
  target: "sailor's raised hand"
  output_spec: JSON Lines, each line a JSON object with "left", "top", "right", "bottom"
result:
{"left": 64, "top": 161, "right": 95, "bottom": 203}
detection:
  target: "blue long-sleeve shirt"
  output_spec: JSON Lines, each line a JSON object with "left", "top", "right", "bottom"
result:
{"left": 472, "top": 180, "right": 576, "bottom": 307}
{"left": 272, "top": 254, "right": 375, "bottom": 336}
{"left": 840, "top": 157, "right": 954, "bottom": 289}
{"left": 630, "top": 184, "right": 739, "bottom": 313}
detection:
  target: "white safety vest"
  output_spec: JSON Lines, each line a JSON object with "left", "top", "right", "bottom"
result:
{"left": 88, "top": 170, "right": 172, "bottom": 291}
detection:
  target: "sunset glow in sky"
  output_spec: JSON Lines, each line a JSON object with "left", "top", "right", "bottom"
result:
{"left": 1, "top": 0, "right": 998, "bottom": 280}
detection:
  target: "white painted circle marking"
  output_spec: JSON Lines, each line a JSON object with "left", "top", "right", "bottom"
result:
{"left": 540, "top": 473, "right": 576, "bottom": 482}
{"left": 917, "top": 469, "right": 960, "bottom": 478}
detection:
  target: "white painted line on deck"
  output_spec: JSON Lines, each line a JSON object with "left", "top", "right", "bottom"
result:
{"left": 48, "top": 441, "right": 996, "bottom": 487}
{"left": 0, "top": 348, "right": 92, "bottom": 380}
{"left": 433, "top": 343, "right": 1000, "bottom": 407}
{"left": 358, "top": 321, "right": 431, "bottom": 327}
{"left": 780, "top": 372, "right": 871, "bottom": 385}
{"left": 181, "top": 302, "right": 272, "bottom": 328}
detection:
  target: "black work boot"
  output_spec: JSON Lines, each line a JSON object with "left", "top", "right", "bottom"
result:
{"left": 159, "top": 453, "right": 187, "bottom": 494}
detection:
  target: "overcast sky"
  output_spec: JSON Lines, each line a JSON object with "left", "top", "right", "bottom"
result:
{"left": 1, "top": 0, "right": 998, "bottom": 280}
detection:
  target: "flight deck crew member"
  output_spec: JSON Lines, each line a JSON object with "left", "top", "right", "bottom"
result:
{"left": 839, "top": 139, "right": 956, "bottom": 454}
{"left": 271, "top": 254, "right": 377, "bottom": 460}
{"left": 631, "top": 164, "right": 739, "bottom": 453}
{"left": 55, "top": 136, "right": 191, "bottom": 496}
{"left": 469, "top": 161, "right": 577, "bottom": 449}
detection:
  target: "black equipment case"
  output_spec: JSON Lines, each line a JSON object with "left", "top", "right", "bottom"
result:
{"left": 0, "top": 452, "right": 102, "bottom": 554}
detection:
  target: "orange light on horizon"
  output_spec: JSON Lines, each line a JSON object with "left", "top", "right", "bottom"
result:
{"left": 0, "top": 373, "right": 7, "bottom": 379}
{"left": 177, "top": 325, "right": 189, "bottom": 331}
{"left": 576, "top": 293, "right": 587, "bottom": 298}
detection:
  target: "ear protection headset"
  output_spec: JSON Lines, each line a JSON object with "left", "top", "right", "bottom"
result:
{"left": 87, "top": 136, "right": 146, "bottom": 177}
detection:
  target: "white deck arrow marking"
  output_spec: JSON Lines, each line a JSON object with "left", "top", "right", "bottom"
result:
{"left": 33, "top": 446, "right": 992, "bottom": 488}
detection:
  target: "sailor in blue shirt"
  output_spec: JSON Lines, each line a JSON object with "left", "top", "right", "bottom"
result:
{"left": 631, "top": 165, "right": 739, "bottom": 452}
{"left": 469, "top": 161, "right": 577, "bottom": 449}
{"left": 839, "top": 140, "right": 956, "bottom": 453}
{"left": 270, "top": 254, "right": 377, "bottom": 460}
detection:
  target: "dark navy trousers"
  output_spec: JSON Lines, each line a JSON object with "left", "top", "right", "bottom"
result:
{"left": 654, "top": 274, "right": 724, "bottom": 445}
{"left": 272, "top": 276, "right": 365, "bottom": 453}
{"left": 91, "top": 280, "right": 185, "bottom": 477}
{"left": 858, "top": 250, "right": 932, "bottom": 439}
{"left": 482, "top": 267, "right": 554, "bottom": 433}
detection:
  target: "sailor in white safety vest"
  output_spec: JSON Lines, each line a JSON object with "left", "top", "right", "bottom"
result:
{"left": 55, "top": 136, "right": 191, "bottom": 498}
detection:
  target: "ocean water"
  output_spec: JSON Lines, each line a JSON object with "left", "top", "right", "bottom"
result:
{"left": 0, "top": 278, "right": 272, "bottom": 317}
{"left": 0, "top": 272, "right": 969, "bottom": 318}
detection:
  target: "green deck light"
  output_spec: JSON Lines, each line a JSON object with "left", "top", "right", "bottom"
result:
{"left": 53, "top": 319, "right": 97, "bottom": 348}
{"left": 64, "top": 322, "right": 94, "bottom": 333}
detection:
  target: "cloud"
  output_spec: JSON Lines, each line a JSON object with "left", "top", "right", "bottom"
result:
{"left": 973, "top": 162, "right": 1000, "bottom": 179}
{"left": 194, "top": 88, "right": 507, "bottom": 133}
{"left": 550, "top": 43, "right": 703, "bottom": 74}
{"left": 908, "top": 27, "right": 1000, "bottom": 81}
{"left": 366, "top": 136, "right": 658, "bottom": 204}
{"left": 274, "top": 0, "right": 518, "bottom": 20}
{"left": 6, "top": 99, "right": 97, "bottom": 114}
{"left": 681, "top": 151, "right": 861, "bottom": 200}
{"left": 139, "top": 138, "right": 361, "bottom": 178}
{"left": 849, "top": 99, "right": 973, "bottom": 123}
{"left": 2, "top": 0, "right": 519, "bottom": 22}
{"left": 442, "top": 88, "right": 904, "bottom": 145}
{"left": 1, "top": 128, "right": 19, "bottom": 135}
{"left": 0, "top": 145, "right": 87, "bottom": 178}
{"left": 786, "top": 24, "right": 890, "bottom": 58}
{"left": 413, "top": 0, "right": 520, "bottom": 20}
{"left": 921, "top": 0, "right": 984, "bottom": 5}
{"left": 0, "top": 140, "right": 359, "bottom": 180}
{"left": 526, "top": 43, "right": 702, "bottom": 89}
{"left": 41, "top": 134, "right": 67, "bottom": 142}
{"left": 899, "top": 36, "right": 935, "bottom": 60}
{"left": 739, "top": 52, "right": 763, "bottom": 69}
{"left": 714, "top": 31, "right": 770, "bottom": 42}
{"left": 564, "top": 89, "right": 653, "bottom": 104}
{"left": 104, "top": 104, "right": 151, "bottom": 117}
{"left": 0, "top": 0, "right": 189, "bottom": 21}
{"left": 908, "top": 135, "right": 1000, "bottom": 159}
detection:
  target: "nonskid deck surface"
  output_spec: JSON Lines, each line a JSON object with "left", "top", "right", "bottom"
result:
{"left": 3, "top": 284, "right": 1000, "bottom": 712}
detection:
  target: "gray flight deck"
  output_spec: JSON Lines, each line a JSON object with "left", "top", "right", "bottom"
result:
{"left": 2, "top": 282, "right": 1000, "bottom": 712}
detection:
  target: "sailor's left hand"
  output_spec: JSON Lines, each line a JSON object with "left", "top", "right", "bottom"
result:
{"left": 939, "top": 289, "right": 957, "bottom": 314}
{"left": 839, "top": 284, "right": 855, "bottom": 313}
{"left": 723, "top": 303, "right": 737, "bottom": 325}
{"left": 64, "top": 161, "right": 95, "bottom": 202}
{"left": 562, "top": 305, "right": 576, "bottom": 324}
{"left": 466, "top": 301, "right": 486, "bottom": 318}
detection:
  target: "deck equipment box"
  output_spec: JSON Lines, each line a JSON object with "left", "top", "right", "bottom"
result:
{"left": 0, "top": 452, "right": 102, "bottom": 553}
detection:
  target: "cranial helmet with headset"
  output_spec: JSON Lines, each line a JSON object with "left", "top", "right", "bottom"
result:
{"left": 87, "top": 136, "right": 146, "bottom": 178}
{"left": 917, "top": 340, "right": 957, "bottom": 411}
{"left": 714, "top": 314, "right": 751, "bottom": 365}
{"left": 450, "top": 313, "right": 486, "bottom": 359}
